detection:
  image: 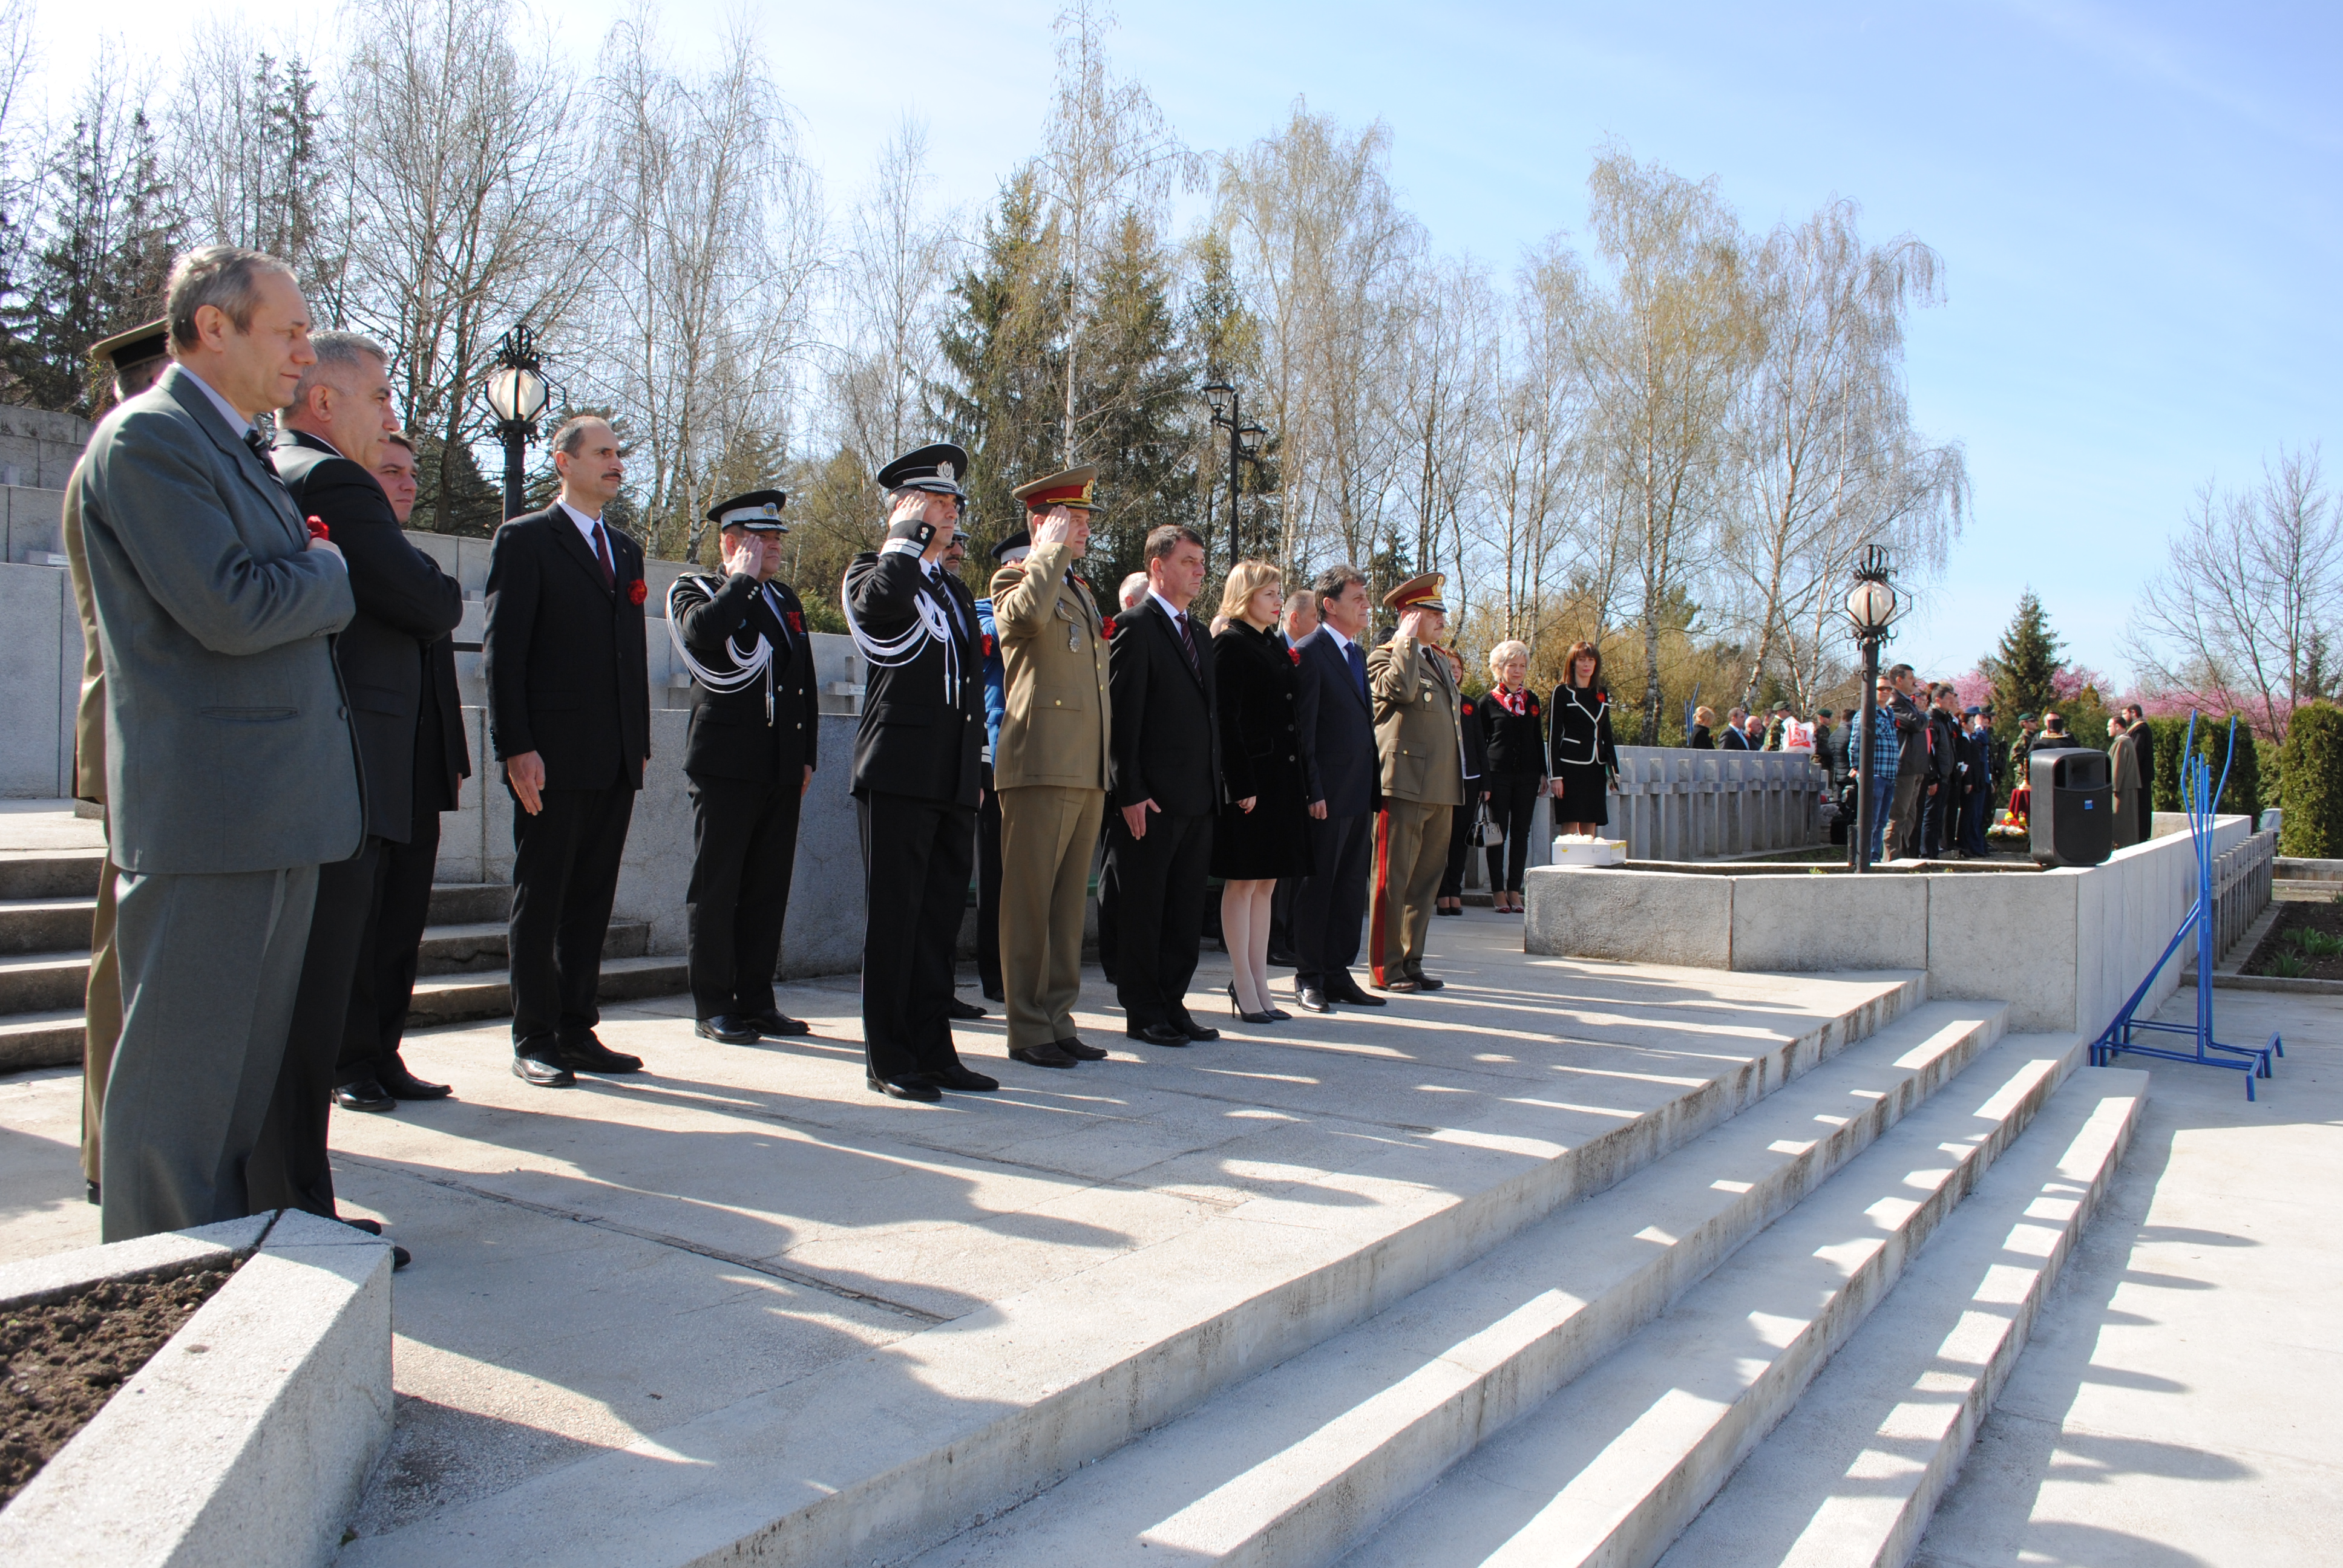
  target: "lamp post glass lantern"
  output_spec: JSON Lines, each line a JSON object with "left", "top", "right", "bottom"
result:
{"left": 1197, "top": 381, "right": 1268, "bottom": 564}
{"left": 486, "top": 326, "right": 552, "bottom": 521}
{"left": 1844, "top": 546, "right": 1901, "bottom": 873}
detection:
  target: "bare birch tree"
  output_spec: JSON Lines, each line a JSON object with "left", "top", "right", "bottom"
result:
{"left": 2128, "top": 445, "right": 2341, "bottom": 740}
{"left": 591, "top": 13, "right": 824, "bottom": 560}
{"left": 1392, "top": 255, "right": 1493, "bottom": 620}
{"left": 339, "top": 0, "right": 584, "bottom": 532}
{"left": 831, "top": 116, "right": 956, "bottom": 485}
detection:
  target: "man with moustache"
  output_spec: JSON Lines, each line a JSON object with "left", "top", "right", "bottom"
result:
{"left": 332, "top": 431, "right": 471, "bottom": 1109}
{"left": 668, "top": 489, "right": 819, "bottom": 1045}
{"left": 249, "top": 333, "right": 464, "bottom": 1232}
{"left": 74, "top": 247, "right": 359, "bottom": 1241}
{"left": 483, "top": 416, "right": 652, "bottom": 1088}
{"left": 842, "top": 443, "right": 996, "bottom": 1101}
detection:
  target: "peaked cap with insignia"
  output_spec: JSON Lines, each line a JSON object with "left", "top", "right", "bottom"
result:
{"left": 877, "top": 442, "right": 969, "bottom": 498}
{"left": 1383, "top": 572, "right": 1447, "bottom": 613}
{"left": 1011, "top": 464, "right": 1098, "bottom": 512}
{"left": 706, "top": 488, "right": 789, "bottom": 531}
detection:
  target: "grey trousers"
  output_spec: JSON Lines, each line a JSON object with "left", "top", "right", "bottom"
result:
{"left": 101, "top": 863, "right": 320, "bottom": 1243}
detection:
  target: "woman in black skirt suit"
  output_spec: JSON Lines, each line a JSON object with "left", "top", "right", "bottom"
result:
{"left": 1211, "top": 561, "right": 1314, "bottom": 1022}
{"left": 1548, "top": 639, "right": 1619, "bottom": 836}
{"left": 1477, "top": 638, "right": 1546, "bottom": 912}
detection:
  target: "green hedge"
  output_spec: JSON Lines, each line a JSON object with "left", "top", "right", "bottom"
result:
{"left": 2142, "top": 714, "right": 2259, "bottom": 818}
{"left": 2281, "top": 704, "right": 2343, "bottom": 857}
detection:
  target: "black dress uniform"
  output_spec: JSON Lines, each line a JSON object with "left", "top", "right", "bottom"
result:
{"left": 842, "top": 444, "right": 994, "bottom": 1101}
{"left": 672, "top": 490, "right": 820, "bottom": 1041}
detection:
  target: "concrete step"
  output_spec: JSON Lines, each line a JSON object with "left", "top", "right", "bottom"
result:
{"left": 1655, "top": 1068, "right": 2146, "bottom": 1568}
{"left": 413, "top": 918, "right": 649, "bottom": 978}
{"left": 0, "top": 950, "right": 88, "bottom": 1016}
{"left": 0, "top": 895, "right": 96, "bottom": 955}
{"left": 427, "top": 881, "right": 509, "bottom": 926}
{"left": 0, "top": 848, "right": 106, "bottom": 901}
{"left": 903, "top": 1001, "right": 2010, "bottom": 1568}
{"left": 407, "top": 953, "right": 689, "bottom": 1026}
{"left": 336, "top": 975, "right": 1932, "bottom": 1568}
{"left": 1339, "top": 1033, "right": 2091, "bottom": 1568}
{"left": 0, "top": 1008, "right": 84, "bottom": 1073}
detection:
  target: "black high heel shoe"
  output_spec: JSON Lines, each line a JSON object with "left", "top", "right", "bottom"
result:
{"left": 1226, "top": 982, "right": 1277, "bottom": 1025}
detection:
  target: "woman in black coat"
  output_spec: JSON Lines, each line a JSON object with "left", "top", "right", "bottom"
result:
{"left": 1211, "top": 562, "right": 1314, "bottom": 1022}
{"left": 1476, "top": 638, "right": 1546, "bottom": 912}
{"left": 1688, "top": 704, "right": 1717, "bottom": 750}
{"left": 1548, "top": 639, "right": 1619, "bottom": 836}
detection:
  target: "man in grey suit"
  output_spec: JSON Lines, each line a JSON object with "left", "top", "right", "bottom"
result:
{"left": 73, "top": 246, "right": 362, "bottom": 1243}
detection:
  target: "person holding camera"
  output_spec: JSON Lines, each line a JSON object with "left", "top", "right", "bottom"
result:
{"left": 841, "top": 443, "right": 995, "bottom": 1102}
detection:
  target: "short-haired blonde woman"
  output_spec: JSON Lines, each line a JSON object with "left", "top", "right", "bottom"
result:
{"left": 1689, "top": 704, "right": 1717, "bottom": 750}
{"left": 1476, "top": 639, "right": 1545, "bottom": 912}
{"left": 1208, "top": 561, "right": 1314, "bottom": 1023}
{"left": 1547, "top": 639, "right": 1619, "bottom": 837}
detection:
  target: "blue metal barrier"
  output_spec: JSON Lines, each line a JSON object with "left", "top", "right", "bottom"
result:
{"left": 2091, "top": 714, "right": 2283, "bottom": 1099}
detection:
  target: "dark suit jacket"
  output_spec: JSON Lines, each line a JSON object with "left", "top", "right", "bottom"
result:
{"left": 1293, "top": 628, "right": 1377, "bottom": 818}
{"left": 842, "top": 548, "right": 983, "bottom": 807}
{"left": 675, "top": 570, "right": 820, "bottom": 783}
{"left": 73, "top": 365, "right": 360, "bottom": 872}
{"left": 271, "top": 430, "right": 464, "bottom": 840}
{"left": 1109, "top": 596, "right": 1221, "bottom": 818}
{"left": 482, "top": 503, "right": 651, "bottom": 792}
{"left": 1721, "top": 725, "right": 1752, "bottom": 751}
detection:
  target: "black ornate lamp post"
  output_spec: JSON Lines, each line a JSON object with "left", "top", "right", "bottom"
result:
{"left": 483, "top": 325, "right": 552, "bottom": 521}
{"left": 1199, "top": 382, "right": 1268, "bottom": 561}
{"left": 1844, "top": 544, "right": 1903, "bottom": 873}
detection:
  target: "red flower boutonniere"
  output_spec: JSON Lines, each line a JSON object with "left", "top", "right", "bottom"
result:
{"left": 305, "top": 515, "right": 329, "bottom": 541}
{"left": 1102, "top": 616, "right": 1118, "bottom": 639}
{"left": 1462, "top": 700, "right": 1475, "bottom": 716}
{"left": 786, "top": 610, "right": 804, "bottom": 636}
{"left": 1288, "top": 644, "right": 1302, "bottom": 665}
{"left": 626, "top": 578, "right": 648, "bottom": 606}
{"left": 983, "top": 632, "right": 997, "bottom": 659}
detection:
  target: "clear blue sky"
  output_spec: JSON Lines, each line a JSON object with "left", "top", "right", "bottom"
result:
{"left": 41, "top": 1, "right": 2341, "bottom": 684}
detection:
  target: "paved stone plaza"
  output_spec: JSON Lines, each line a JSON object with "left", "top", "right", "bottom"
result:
{"left": 1, "top": 906, "right": 2334, "bottom": 1564}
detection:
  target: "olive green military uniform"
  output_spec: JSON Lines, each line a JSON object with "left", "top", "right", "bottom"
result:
{"left": 62, "top": 463, "right": 122, "bottom": 1188}
{"left": 1366, "top": 635, "right": 1463, "bottom": 987}
{"left": 989, "top": 541, "right": 1110, "bottom": 1051}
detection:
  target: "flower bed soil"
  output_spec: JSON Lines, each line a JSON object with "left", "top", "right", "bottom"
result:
{"left": 1, "top": 1264, "right": 233, "bottom": 1507}
{"left": 2241, "top": 898, "right": 2343, "bottom": 981}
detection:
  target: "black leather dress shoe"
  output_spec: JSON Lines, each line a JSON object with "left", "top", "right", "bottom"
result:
{"left": 746, "top": 1010, "right": 810, "bottom": 1037}
{"left": 1175, "top": 1017, "right": 1221, "bottom": 1042}
{"left": 332, "top": 1078, "right": 397, "bottom": 1113}
{"left": 982, "top": 986, "right": 1006, "bottom": 1003}
{"left": 1055, "top": 1037, "right": 1109, "bottom": 1060}
{"left": 1296, "top": 985, "right": 1334, "bottom": 1013}
{"left": 1126, "top": 1022, "right": 1188, "bottom": 1047}
{"left": 947, "top": 996, "right": 988, "bottom": 1020}
{"left": 1411, "top": 974, "right": 1446, "bottom": 991}
{"left": 868, "top": 1072, "right": 942, "bottom": 1102}
{"left": 378, "top": 1060, "right": 452, "bottom": 1100}
{"left": 695, "top": 1015, "right": 761, "bottom": 1044}
{"left": 513, "top": 1054, "right": 577, "bottom": 1088}
{"left": 557, "top": 1037, "right": 644, "bottom": 1073}
{"left": 341, "top": 1217, "right": 382, "bottom": 1235}
{"left": 1010, "top": 1044, "right": 1078, "bottom": 1068}
{"left": 1266, "top": 946, "right": 1300, "bottom": 967}
{"left": 85, "top": 1180, "right": 99, "bottom": 1206}
{"left": 931, "top": 1064, "right": 1001, "bottom": 1091}
{"left": 1329, "top": 981, "right": 1386, "bottom": 1007}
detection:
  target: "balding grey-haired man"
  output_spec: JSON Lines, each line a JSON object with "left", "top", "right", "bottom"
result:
{"left": 74, "top": 247, "right": 362, "bottom": 1243}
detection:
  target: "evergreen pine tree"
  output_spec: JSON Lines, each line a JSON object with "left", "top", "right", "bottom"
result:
{"left": 1982, "top": 590, "right": 2063, "bottom": 738}
{"left": 1076, "top": 208, "right": 1196, "bottom": 590}
{"left": 1184, "top": 229, "right": 1278, "bottom": 570}
{"left": 934, "top": 168, "right": 1068, "bottom": 565}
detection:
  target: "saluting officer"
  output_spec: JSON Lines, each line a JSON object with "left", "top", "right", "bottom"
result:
{"left": 989, "top": 466, "right": 1113, "bottom": 1070}
{"left": 842, "top": 443, "right": 997, "bottom": 1102}
{"left": 1366, "top": 573, "right": 1463, "bottom": 993}
{"left": 670, "top": 489, "right": 820, "bottom": 1044}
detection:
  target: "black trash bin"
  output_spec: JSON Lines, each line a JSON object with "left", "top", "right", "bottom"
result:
{"left": 2028, "top": 743, "right": 2112, "bottom": 867}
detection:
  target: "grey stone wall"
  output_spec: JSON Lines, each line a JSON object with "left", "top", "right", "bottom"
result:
{"left": 0, "top": 407, "right": 92, "bottom": 491}
{"left": 0, "top": 560, "right": 75, "bottom": 797}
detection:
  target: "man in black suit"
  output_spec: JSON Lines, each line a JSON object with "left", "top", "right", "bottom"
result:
{"left": 669, "top": 489, "right": 819, "bottom": 1044}
{"left": 335, "top": 431, "right": 470, "bottom": 1108}
{"left": 841, "top": 443, "right": 997, "bottom": 1102}
{"left": 483, "top": 416, "right": 652, "bottom": 1088}
{"left": 1290, "top": 564, "right": 1386, "bottom": 1014}
{"left": 252, "top": 333, "right": 462, "bottom": 1232}
{"left": 1105, "top": 524, "right": 1222, "bottom": 1047}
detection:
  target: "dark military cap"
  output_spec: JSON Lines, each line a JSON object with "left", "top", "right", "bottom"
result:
{"left": 876, "top": 442, "right": 969, "bottom": 498}
{"left": 706, "top": 488, "right": 788, "bottom": 532}
{"left": 89, "top": 318, "right": 169, "bottom": 376}
{"left": 991, "top": 529, "right": 1032, "bottom": 564}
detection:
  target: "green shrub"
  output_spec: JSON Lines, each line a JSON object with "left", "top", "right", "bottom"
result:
{"left": 2145, "top": 717, "right": 2190, "bottom": 812}
{"left": 2258, "top": 737, "right": 2284, "bottom": 815}
{"left": 2280, "top": 704, "right": 2343, "bottom": 857}
{"left": 2147, "top": 714, "right": 2259, "bottom": 818}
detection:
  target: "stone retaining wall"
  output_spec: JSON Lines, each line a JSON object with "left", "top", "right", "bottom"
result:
{"left": 1604, "top": 746, "right": 1831, "bottom": 860}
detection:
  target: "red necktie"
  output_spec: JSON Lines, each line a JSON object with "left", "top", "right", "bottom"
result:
{"left": 1175, "top": 611, "right": 1200, "bottom": 674}
{"left": 591, "top": 521, "right": 615, "bottom": 591}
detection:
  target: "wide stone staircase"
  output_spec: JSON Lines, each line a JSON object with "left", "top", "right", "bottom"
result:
{"left": 894, "top": 1001, "right": 2142, "bottom": 1568}
{"left": 0, "top": 846, "right": 684, "bottom": 1073}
